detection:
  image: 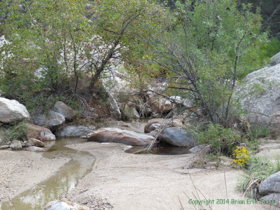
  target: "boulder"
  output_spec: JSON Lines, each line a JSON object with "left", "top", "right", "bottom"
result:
{"left": 52, "top": 101, "right": 77, "bottom": 121}
{"left": 87, "top": 128, "right": 155, "bottom": 146}
{"left": 259, "top": 193, "right": 280, "bottom": 207}
{"left": 56, "top": 125, "right": 96, "bottom": 138}
{"left": 42, "top": 200, "right": 89, "bottom": 210}
{"left": 144, "top": 121, "right": 161, "bottom": 133}
{"left": 26, "top": 124, "right": 56, "bottom": 141}
{"left": 26, "top": 146, "right": 48, "bottom": 152}
{"left": 271, "top": 52, "right": 280, "bottom": 66}
{"left": 0, "top": 97, "right": 30, "bottom": 123}
{"left": 158, "top": 127, "right": 197, "bottom": 147}
{"left": 259, "top": 171, "right": 280, "bottom": 195}
{"left": 0, "top": 145, "right": 10, "bottom": 150}
{"left": 233, "top": 64, "right": 280, "bottom": 131}
{"left": 10, "top": 140, "right": 22, "bottom": 150}
{"left": 47, "top": 111, "right": 65, "bottom": 128}
{"left": 26, "top": 138, "right": 44, "bottom": 147}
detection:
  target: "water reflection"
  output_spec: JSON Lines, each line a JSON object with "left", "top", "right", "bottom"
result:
{"left": 1, "top": 138, "right": 95, "bottom": 210}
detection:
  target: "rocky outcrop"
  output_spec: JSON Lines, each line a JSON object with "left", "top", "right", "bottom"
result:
{"left": 0, "top": 97, "right": 30, "bottom": 123}
{"left": 233, "top": 64, "right": 280, "bottom": 131}
{"left": 56, "top": 125, "right": 96, "bottom": 138}
{"left": 26, "top": 138, "right": 44, "bottom": 147}
{"left": 271, "top": 52, "right": 280, "bottom": 66}
{"left": 52, "top": 101, "right": 77, "bottom": 121}
{"left": 158, "top": 127, "right": 197, "bottom": 147}
{"left": 10, "top": 140, "right": 22, "bottom": 150}
{"left": 87, "top": 128, "right": 155, "bottom": 146}
{"left": 26, "top": 124, "right": 56, "bottom": 141}
{"left": 43, "top": 200, "right": 89, "bottom": 210}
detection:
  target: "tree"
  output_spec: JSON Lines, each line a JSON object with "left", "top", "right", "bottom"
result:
{"left": 150, "top": 0, "right": 264, "bottom": 126}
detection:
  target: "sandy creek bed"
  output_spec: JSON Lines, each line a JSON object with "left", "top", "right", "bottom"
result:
{"left": 0, "top": 140, "right": 277, "bottom": 210}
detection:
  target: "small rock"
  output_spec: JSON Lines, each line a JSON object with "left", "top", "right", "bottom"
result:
{"left": 10, "top": 140, "right": 22, "bottom": 150}
{"left": 26, "top": 138, "right": 45, "bottom": 147}
{"left": 42, "top": 200, "right": 89, "bottom": 210}
{"left": 26, "top": 146, "right": 48, "bottom": 152}
{"left": 189, "top": 145, "right": 207, "bottom": 153}
{"left": 144, "top": 121, "right": 161, "bottom": 133}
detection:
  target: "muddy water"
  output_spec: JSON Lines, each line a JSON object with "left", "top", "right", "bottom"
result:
{"left": 1, "top": 138, "right": 95, "bottom": 210}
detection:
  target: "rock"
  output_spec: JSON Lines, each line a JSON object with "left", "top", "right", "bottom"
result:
{"left": 32, "top": 114, "right": 48, "bottom": 126}
{"left": 26, "top": 146, "right": 48, "bottom": 152}
{"left": 158, "top": 127, "right": 197, "bottom": 147}
{"left": 108, "top": 92, "right": 121, "bottom": 118}
{"left": 259, "top": 171, "right": 280, "bottom": 195}
{"left": 271, "top": 52, "right": 280, "bottom": 66}
{"left": 42, "top": 200, "right": 89, "bottom": 210}
{"left": 26, "top": 124, "right": 56, "bottom": 141}
{"left": 122, "top": 105, "right": 140, "bottom": 119}
{"left": 189, "top": 144, "right": 207, "bottom": 153}
{"left": 52, "top": 101, "right": 77, "bottom": 121}
{"left": 56, "top": 125, "right": 96, "bottom": 137}
{"left": 152, "top": 98, "right": 174, "bottom": 113}
{"left": 259, "top": 193, "right": 280, "bottom": 207}
{"left": 26, "top": 138, "right": 44, "bottom": 147}
{"left": 144, "top": 121, "right": 161, "bottom": 133}
{"left": 233, "top": 64, "right": 280, "bottom": 131}
{"left": 148, "top": 118, "right": 184, "bottom": 128}
{"left": 47, "top": 111, "right": 65, "bottom": 128}
{"left": 87, "top": 128, "right": 155, "bottom": 146}
{"left": 0, "top": 145, "right": 10, "bottom": 150}
{"left": 10, "top": 140, "right": 22, "bottom": 150}
{"left": 0, "top": 97, "right": 30, "bottom": 123}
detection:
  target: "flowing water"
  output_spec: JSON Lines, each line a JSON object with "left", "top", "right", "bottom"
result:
{"left": 0, "top": 138, "right": 95, "bottom": 210}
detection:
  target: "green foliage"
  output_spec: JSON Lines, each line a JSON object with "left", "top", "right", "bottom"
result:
{"left": 0, "top": 121, "right": 28, "bottom": 143}
{"left": 196, "top": 123, "right": 244, "bottom": 155}
{"left": 237, "top": 155, "right": 280, "bottom": 198}
{"left": 151, "top": 0, "right": 266, "bottom": 126}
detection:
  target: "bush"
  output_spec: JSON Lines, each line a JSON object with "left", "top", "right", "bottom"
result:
{"left": 0, "top": 122, "right": 28, "bottom": 143}
{"left": 196, "top": 123, "right": 245, "bottom": 155}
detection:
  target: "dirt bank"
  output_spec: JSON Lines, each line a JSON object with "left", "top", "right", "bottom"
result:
{"left": 66, "top": 142, "right": 273, "bottom": 210}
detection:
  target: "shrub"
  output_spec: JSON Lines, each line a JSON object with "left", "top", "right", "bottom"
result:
{"left": 196, "top": 123, "right": 244, "bottom": 155}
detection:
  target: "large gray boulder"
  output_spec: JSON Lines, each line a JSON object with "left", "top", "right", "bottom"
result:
{"left": 52, "top": 101, "right": 77, "bottom": 121}
{"left": 158, "top": 127, "right": 197, "bottom": 147}
{"left": 271, "top": 52, "right": 280, "bottom": 66}
{"left": 47, "top": 111, "right": 65, "bottom": 128}
{"left": 234, "top": 64, "right": 280, "bottom": 130}
{"left": 56, "top": 125, "right": 96, "bottom": 137}
{"left": 259, "top": 171, "right": 280, "bottom": 195}
{"left": 87, "top": 128, "right": 155, "bottom": 146}
{"left": 0, "top": 97, "right": 30, "bottom": 123}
